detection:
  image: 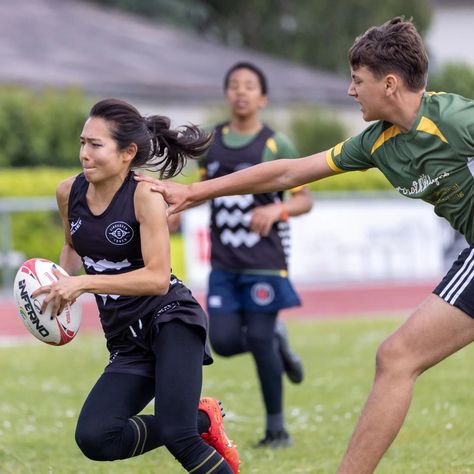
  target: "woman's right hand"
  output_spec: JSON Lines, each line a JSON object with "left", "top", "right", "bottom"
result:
{"left": 31, "top": 268, "right": 84, "bottom": 317}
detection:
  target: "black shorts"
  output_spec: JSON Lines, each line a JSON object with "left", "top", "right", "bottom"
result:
{"left": 104, "top": 299, "right": 213, "bottom": 378}
{"left": 433, "top": 245, "right": 474, "bottom": 318}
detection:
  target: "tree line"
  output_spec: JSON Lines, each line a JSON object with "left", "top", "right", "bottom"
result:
{"left": 84, "top": 0, "right": 432, "bottom": 73}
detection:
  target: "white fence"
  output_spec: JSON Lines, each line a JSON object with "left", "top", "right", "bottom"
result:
{"left": 0, "top": 197, "right": 57, "bottom": 289}
{"left": 1, "top": 194, "right": 467, "bottom": 291}
{"left": 181, "top": 193, "right": 465, "bottom": 289}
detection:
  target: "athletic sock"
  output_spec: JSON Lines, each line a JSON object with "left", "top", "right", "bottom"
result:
{"left": 187, "top": 448, "right": 233, "bottom": 473}
{"left": 266, "top": 412, "right": 284, "bottom": 433}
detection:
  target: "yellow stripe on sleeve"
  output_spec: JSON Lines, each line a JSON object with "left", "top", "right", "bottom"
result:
{"left": 265, "top": 137, "right": 278, "bottom": 155}
{"left": 326, "top": 148, "right": 345, "bottom": 173}
{"left": 333, "top": 141, "right": 344, "bottom": 157}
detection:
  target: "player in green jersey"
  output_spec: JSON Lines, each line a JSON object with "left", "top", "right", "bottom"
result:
{"left": 136, "top": 16, "right": 474, "bottom": 474}
{"left": 201, "top": 63, "right": 312, "bottom": 449}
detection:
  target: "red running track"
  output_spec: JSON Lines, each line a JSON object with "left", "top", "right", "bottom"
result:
{"left": 0, "top": 280, "right": 436, "bottom": 338}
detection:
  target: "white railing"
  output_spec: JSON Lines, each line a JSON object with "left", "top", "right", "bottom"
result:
{"left": 181, "top": 192, "right": 466, "bottom": 289}
{"left": 0, "top": 197, "right": 57, "bottom": 288}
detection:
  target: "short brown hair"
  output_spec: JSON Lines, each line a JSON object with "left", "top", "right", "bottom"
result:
{"left": 348, "top": 17, "right": 428, "bottom": 91}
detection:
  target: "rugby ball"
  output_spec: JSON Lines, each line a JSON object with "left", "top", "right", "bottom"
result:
{"left": 13, "top": 258, "right": 82, "bottom": 345}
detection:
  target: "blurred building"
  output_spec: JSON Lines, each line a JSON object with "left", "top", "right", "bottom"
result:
{"left": 0, "top": 0, "right": 358, "bottom": 130}
{"left": 1, "top": 0, "right": 472, "bottom": 133}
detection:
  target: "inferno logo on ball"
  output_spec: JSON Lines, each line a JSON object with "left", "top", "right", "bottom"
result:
{"left": 105, "top": 221, "right": 134, "bottom": 245}
{"left": 13, "top": 258, "right": 82, "bottom": 345}
{"left": 251, "top": 282, "right": 275, "bottom": 306}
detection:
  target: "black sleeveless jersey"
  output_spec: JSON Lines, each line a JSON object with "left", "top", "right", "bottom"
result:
{"left": 68, "top": 172, "right": 192, "bottom": 337}
{"left": 203, "top": 123, "right": 290, "bottom": 271}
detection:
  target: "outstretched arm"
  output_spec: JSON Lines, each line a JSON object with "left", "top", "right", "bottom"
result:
{"left": 135, "top": 150, "right": 334, "bottom": 215}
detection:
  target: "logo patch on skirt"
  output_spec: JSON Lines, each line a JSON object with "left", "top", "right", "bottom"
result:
{"left": 251, "top": 282, "right": 275, "bottom": 306}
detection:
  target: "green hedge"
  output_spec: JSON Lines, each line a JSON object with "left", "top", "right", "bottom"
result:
{"left": 0, "top": 88, "right": 89, "bottom": 168}
{"left": 287, "top": 107, "right": 393, "bottom": 192}
{"left": 428, "top": 62, "right": 474, "bottom": 100}
{"left": 308, "top": 168, "right": 392, "bottom": 192}
{"left": 290, "top": 107, "right": 348, "bottom": 156}
{"left": 0, "top": 168, "right": 80, "bottom": 197}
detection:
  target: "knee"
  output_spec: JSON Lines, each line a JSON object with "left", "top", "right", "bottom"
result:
{"left": 210, "top": 340, "right": 235, "bottom": 357}
{"left": 375, "top": 334, "right": 419, "bottom": 379}
{"left": 75, "top": 419, "right": 119, "bottom": 461}
{"left": 209, "top": 331, "right": 241, "bottom": 357}
{"left": 75, "top": 423, "right": 103, "bottom": 460}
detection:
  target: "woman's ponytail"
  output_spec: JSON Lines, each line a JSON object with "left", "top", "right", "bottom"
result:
{"left": 145, "top": 116, "right": 213, "bottom": 179}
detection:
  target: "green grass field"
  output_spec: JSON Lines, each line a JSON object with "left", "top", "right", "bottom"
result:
{"left": 1, "top": 317, "right": 474, "bottom": 474}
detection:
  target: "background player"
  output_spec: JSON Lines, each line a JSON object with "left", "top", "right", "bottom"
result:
{"left": 171, "top": 61, "right": 313, "bottom": 448}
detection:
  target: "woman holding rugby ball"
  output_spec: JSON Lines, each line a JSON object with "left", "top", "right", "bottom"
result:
{"left": 33, "top": 98, "right": 240, "bottom": 473}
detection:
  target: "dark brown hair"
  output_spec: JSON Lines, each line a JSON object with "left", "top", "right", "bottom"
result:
{"left": 89, "top": 98, "right": 212, "bottom": 179}
{"left": 223, "top": 61, "right": 268, "bottom": 95}
{"left": 349, "top": 17, "right": 428, "bottom": 91}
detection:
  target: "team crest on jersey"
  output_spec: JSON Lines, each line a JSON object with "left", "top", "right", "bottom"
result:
{"left": 251, "top": 282, "right": 275, "bottom": 306}
{"left": 105, "top": 221, "right": 134, "bottom": 245}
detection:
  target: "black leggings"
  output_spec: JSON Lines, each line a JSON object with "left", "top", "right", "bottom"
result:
{"left": 75, "top": 320, "right": 232, "bottom": 473}
{"left": 209, "top": 311, "right": 283, "bottom": 415}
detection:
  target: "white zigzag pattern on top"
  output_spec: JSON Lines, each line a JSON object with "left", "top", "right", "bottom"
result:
{"left": 221, "top": 228, "right": 260, "bottom": 247}
{"left": 83, "top": 256, "right": 131, "bottom": 272}
{"left": 82, "top": 257, "right": 131, "bottom": 304}
{"left": 215, "top": 209, "right": 253, "bottom": 227}
{"left": 214, "top": 194, "right": 254, "bottom": 207}
{"left": 100, "top": 293, "right": 121, "bottom": 304}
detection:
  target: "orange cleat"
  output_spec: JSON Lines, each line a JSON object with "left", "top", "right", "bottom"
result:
{"left": 198, "top": 397, "right": 240, "bottom": 473}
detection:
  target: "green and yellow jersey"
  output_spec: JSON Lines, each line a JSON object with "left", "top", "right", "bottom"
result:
{"left": 327, "top": 92, "right": 474, "bottom": 244}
